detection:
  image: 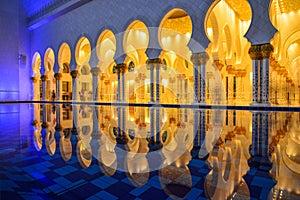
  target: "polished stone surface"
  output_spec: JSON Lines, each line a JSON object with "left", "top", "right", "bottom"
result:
{"left": 0, "top": 103, "right": 300, "bottom": 199}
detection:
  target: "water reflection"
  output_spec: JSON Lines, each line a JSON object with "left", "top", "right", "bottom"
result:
{"left": 31, "top": 104, "right": 300, "bottom": 199}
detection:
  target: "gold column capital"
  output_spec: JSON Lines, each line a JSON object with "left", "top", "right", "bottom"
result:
{"left": 235, "top": 69, "right": 247, "bottom": 77}
{"left": 146, "top": 58, "right": 162, "bottom": 64}
{"left": 261, "top": 43, "right": 274, "bottom": 59}
{"left": 248, "top": 45, "right": 261, "bottom": 60}
{"left": 146, "top": 58, "right": 162, "bottom": 70}
{"left": 90, "top": 67, "right": 101, "bottom": 76}
{"left": 41, "top": 75, "right": 48, "bottom": 81}
{"left": 70, "top": 70, "right": 78, "bottom": 78}
{"left": 226, "top": 65, "right": 235, "bottom": 75}
{"left": 113, "top": 63, "right": 127, "bottom": 74}
{"left": 191, "top": 52, "right": 209, "bottom": 65}
{"left": 214, "top": 60, "right": 224, "bottom": 71}
{"left": 54, "top": 73, "right": 62, "bottom": 80}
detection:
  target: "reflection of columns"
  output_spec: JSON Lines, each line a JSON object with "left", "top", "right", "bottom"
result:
{"left": 260, "top": 44, "right": 273, "bottom": 106}
{"left": 251, "top": 112, "right": 259, "bottom": 157}
{"left": 245, "top": 112, "right": 275, "bottom": 199}
{"left": 54, "top": 73, "right": 62, "bottom": 101}
{"left": 250, "top": 111, "right": 272, "bottom": 168}
{"left": 249, "top": 45, "right": 260, "bottom": 105}
{"left": 199, "top": 110, "right": 206, "bottom": 147}
{"left": 147, "top": 59, "right": 162, "bottom": 103}
{"left": 191, "top": 52, "right": 209, "bottom": 104}
{"left": 70, "top": 70, "right": 78, "bottom": 101}
{"left": 91, "top": 67, "right": 100, "bottom": 101}
{"left": 150, "top": 107, "right": 155, "bottom": 142}
{"left": 193, "top": 110, "right": 200, "bottom": 146}
{"left": 55, "top": 105, "right": 62, "bottom": 131}
{"left": 41, "top": 104, "right": 48, "bottom": 128}
{"left": 155, "top": 108, "right": 160, "bottom": 144}
{"left": 41, "top": 75, "right": 48, "bottom": 100}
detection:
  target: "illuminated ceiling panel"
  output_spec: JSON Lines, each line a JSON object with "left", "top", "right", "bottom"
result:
{"left": 276, "top": 0, "right": 300, "bottom": 14}
{"left": 225, "top": 0, "right": 251, "bottom": 21}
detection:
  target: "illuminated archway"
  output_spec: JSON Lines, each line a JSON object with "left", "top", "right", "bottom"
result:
{"left": 158, "top": 9, "right": 193, "bottom": 104}
{"left": 75, "top": 37, "right": 92, "bottom": 101}
{"left": 58, "top": 43, "right": 72, "bottom": 100}
{"left": 269, "top": 0, "right": 300, "bottom": 105}
{"left": 96, "top": 30, "right": 117, "bottom": 101}
{"left": 205, "top": 0, "right": 252, "bottom": 105}
{"left": 43, "top": 48, "right": 55, "bottom": 100}
{"left": 31, "top": 52, "right": 42, "bottom": 100}
{"left": 123, "top": 20, "right": 149, "bottom": 103}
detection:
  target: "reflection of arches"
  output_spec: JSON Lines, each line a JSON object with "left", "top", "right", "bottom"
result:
{"left": 159, "top": 150, "right": 192, "bottom": 199}
{"left": 76, "top": 140, "right": 92, "bottom": 168}
{"left": 33, "top": 128, "right": 42, "bottom": 151}
{"left": 45, "top": 130, "right": 56, "bottom": 156}
{"left": 60, "top": 129, "right": 72, "bottom": 162}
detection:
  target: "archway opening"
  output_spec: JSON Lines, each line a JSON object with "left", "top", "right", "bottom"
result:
{"left": 205, "top": 0, "right": 252, "bottom": 105}
{"left": 32, "top": 52, "right": 42, "bottom": 100}
{"left": 123, "top": 20, "right": 149, "bottom": 103}
{"left": 44, "top": 48, "right": 55, "bottom": 100}
{"left": 58, "top": 43, "right": 72, "bottom": 101}
{"left": 158, "top": 9, "right": 193, "bottom": 104}
{"left": 96, "top": 30, "right": 117, "bottom": 101}
{"left": 270, "top": 0, "right": 300, "bottom": 105}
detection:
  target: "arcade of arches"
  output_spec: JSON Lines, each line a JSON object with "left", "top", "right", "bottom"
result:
{"left": 31, "top": 0, "right": 300, "bottom": 106}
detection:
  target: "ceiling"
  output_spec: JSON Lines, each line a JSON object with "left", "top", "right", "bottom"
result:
{"left": 274, "top": 0, "right": 300, "bottom": 14}
{"left": 20, "top": 0, "right": 73, "bottom": 19}
{"left": 225, "top": 0, "right": 252, "bottom": 21}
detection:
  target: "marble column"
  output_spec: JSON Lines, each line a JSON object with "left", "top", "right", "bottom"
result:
{"left": 70, "top": 70, "right": 78, "bottom": 101}
{"left": 260, "top": 44, "right": 273, "bottom": 106}
{"left": 191, "top": 52, "right": 209, "bottom": 104}
{"left": 114, "top": 63, "right": 126, "bottom": 102}
{"left": 41, "top": 75, "right": 48, "bottom": 101}
{"left": 146, "top": 59, "right": 156, "bottom": 103}
{"left": 117, "top": 72, "right": 121, "bottom": 102}
{"left": 54, "top": 73, "right": 62, "bottom": 101}
{"left": 155, "top": 61, "right": 161, "bottom": 103}
{"left": 249, "top": 45, "right": 261, "bottom": 106}
{"left": 155, "top": 108, "right": 161, "bottom": 145}
{"left": 199, "top": 53, "right": 209, "bottom": 104}
{"left": 91, "top": 67, "right": 101, "bottom": 101}
{"left": 193, "top": 110, "right": 200, "bottom": 147}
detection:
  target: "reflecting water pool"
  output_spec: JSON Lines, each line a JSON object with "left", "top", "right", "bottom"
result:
{"left": 1, "top": 103, "right": 300, "bottom": 199}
